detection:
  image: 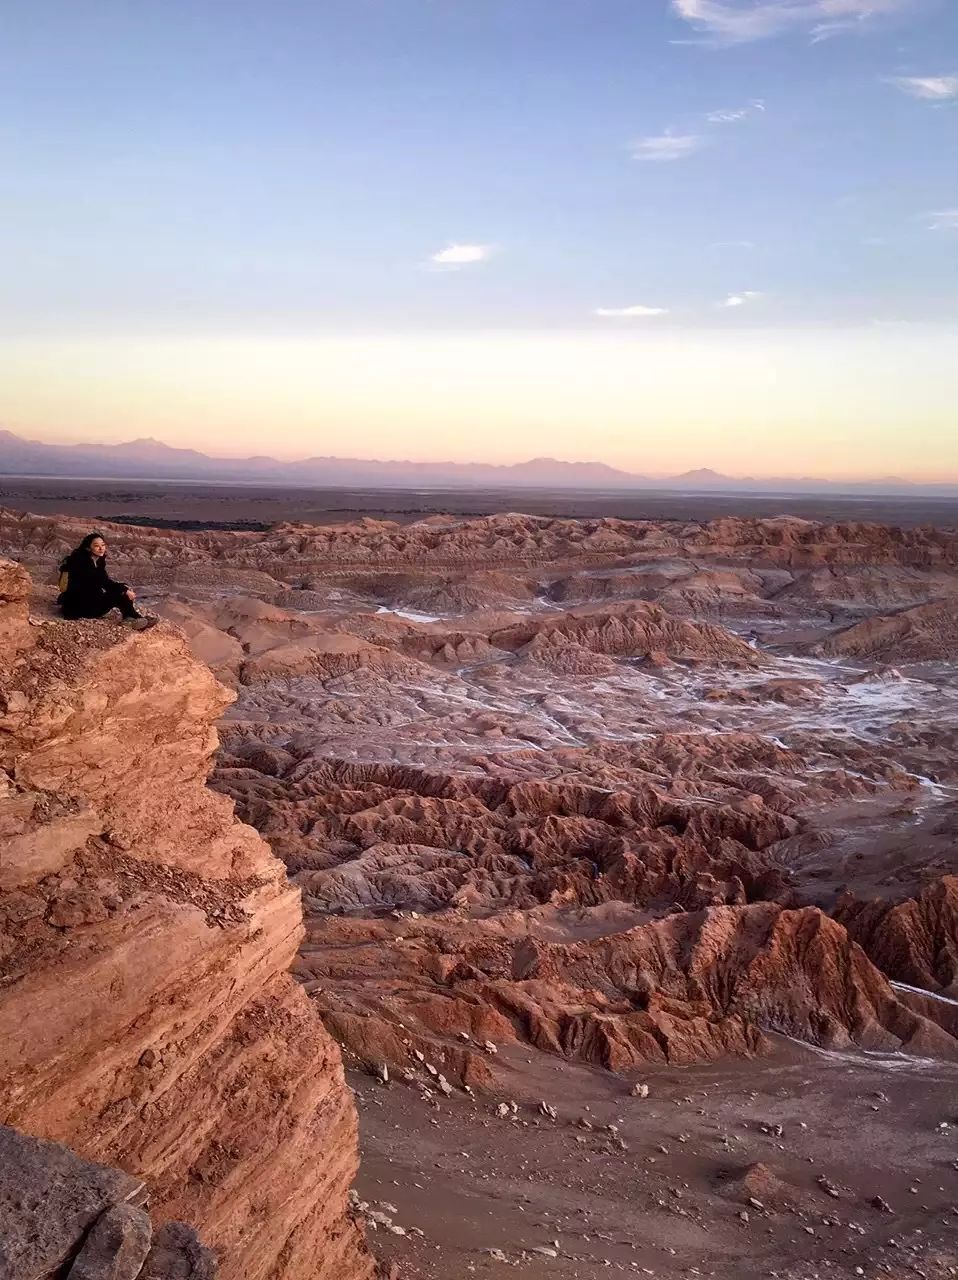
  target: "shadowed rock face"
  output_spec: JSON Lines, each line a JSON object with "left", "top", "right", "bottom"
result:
{"left": 0, "top": 561, "right": 373, "bottom": 1280}
{"left": 835, "top": 876, "right": 958, "bottom": 997}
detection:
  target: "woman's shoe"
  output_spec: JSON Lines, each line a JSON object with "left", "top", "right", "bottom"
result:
{"left": 123, "top": 616, "right": 158, "bottom": 631}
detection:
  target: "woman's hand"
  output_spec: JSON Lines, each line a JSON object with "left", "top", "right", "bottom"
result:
{"left": 126, "top": 588, "right": 136, "bottom": 600}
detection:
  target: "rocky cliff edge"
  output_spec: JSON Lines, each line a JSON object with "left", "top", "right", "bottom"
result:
{"left": 0, "top": 560, "right": 373, "bottom": 1280}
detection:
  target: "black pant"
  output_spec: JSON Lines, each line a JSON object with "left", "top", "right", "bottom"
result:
{"left": 60, "top": 584, "right": 140, "bottom": 620}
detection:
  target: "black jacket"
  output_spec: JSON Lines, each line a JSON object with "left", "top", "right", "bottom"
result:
{"left": 58, "top": 551, "right": 128, "bottom": 618}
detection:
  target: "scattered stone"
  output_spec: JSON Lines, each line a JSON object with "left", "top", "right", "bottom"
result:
{"left": 68, "top": 1204, "right": 153, "bottom": 1280}
{"left": 139, "top": 1222, "right": 214, "bottom": 1280}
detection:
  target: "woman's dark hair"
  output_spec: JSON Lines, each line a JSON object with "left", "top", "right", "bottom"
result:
{"left": 60, "top": 532, "right": 107, "bottom": 574}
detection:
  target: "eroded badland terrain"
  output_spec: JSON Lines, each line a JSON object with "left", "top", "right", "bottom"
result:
{"left": 1, "top": 503, "right": 957, "bottom": 1280}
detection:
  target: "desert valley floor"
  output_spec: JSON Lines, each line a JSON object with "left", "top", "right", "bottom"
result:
{"left": 1, "top": 493, "right": 956, "bottom": 1280}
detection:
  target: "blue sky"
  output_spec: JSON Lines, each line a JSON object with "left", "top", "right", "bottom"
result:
{"left": 1, "top": 0, "right": 956, "bottom": 475}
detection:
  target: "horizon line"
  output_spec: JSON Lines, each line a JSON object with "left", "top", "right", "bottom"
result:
{"left": 3, "top": 425, "right": 958, "bottom": 488}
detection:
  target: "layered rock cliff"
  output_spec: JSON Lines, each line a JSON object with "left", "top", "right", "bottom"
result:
{"left": 0, "top": 562, "right": 373, "bottom": 1280}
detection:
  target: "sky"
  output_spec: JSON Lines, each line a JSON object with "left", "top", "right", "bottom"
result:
{"left": 1, "top": 0, "right": 956, "bottom": 478}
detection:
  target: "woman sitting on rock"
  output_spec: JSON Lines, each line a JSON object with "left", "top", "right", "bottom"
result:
{"left": 57, "top": 532, "right": 156, "bottom": 630}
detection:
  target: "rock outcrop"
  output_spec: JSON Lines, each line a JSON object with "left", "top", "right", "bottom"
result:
{"left": 821, "top": 600, "right": 958, "bottom": 662}
{"left": 492, "top": 902, "right": 958, "bottom": 1064}
{"left": 292, "top": 895, "right": 958, "bottom": 1079}
{"left": 0, "top": 562, "right": 373, "bottom": 1280}
{"left": 488, "top": 602, "right": 763, "bottom": 665}
{"left": 834, "top": 876, "right": 958, "bottom": 996}
{"left": 0, "top": 1123, "right": 214, "bottom": 1280}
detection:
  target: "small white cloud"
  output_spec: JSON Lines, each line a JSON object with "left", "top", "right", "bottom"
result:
{"left": 720, "top": 290, "right": 763, "bottom": 308}
{"left": 707, "top": 108, "right": 748, "bottom": 123}
{"left": 706, "top": 99, "right": 766, "bottom": 124}
{"left": 672, "top": 0, "right": 912, "bottom": 46}
{"left": 888, "top": 75, "right": 958, "bottom": 101}
{"left": 594, "top": 304, "right": 669, "bottom": 318}
{"left": 927, "top": 209, "right": 958, "bottom": 230}
{"left": 429, "top": 243, "right": 495, "bottom": 267}
{"left": 631, "top": 133, "right": 703, "bottom": 162}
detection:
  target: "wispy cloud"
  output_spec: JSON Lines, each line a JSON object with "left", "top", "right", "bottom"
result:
{"left": 672, "top": 0, "right": 913, "bottom": 46}
{"left": 594, "top": 304, "right": 669, "bottom": 318}
{"left": 720, "top": 290, "right": 764, "bottom": 307}
{"left": 428, "top": 243, "right": 495, "bottom": 269}
{"left": 706, "top": 99, "right": 766, "bottom": 124}
{"left": 631, "top": 133, "right": 703, "bottom": 162}
{"left": 631, "top": 103, "right": 758, "bottom": 169}
{"left": 927, "top": 209, "right": 958, "bottom": 230}
{"left": 710, "top": 239, "right": 757, "bottom": 249}
{"left": 888, "top": 75, "right": 958, "bottom": 101}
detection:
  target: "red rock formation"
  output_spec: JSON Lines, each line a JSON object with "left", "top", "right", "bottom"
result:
{"left": 0, "top": 562, "right": 373, "bottom": 1280}
{"left": 821, "top": 600, "right": 958, "bottom": 662}
{"left": 478, "top": 902, "right": 958, "bottom": 1064}
{"left": 3, "top": 506, "right": 958, "bottom": 584}
{"left": 289, "top": 896, "right": 958, "bottom": 1080}
{"left": 214, "top": 732, "right": 958, "bottom": 1079}
{"left": 834, "top": 876, "right": 958, "bottom": 996}
{"left": 489, "top": 602, "right": 763, "bottom": 665}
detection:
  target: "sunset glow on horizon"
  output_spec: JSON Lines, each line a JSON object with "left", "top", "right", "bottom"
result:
{"left": 3, "top": 327, "right": 957, "bottom": 481}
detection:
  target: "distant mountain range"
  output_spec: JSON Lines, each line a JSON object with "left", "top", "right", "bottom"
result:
{"left": 1, "top": 429, "right": 956, "bottom": 495}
